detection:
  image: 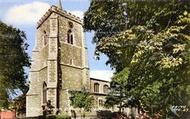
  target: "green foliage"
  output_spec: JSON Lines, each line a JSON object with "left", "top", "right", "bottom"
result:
{"left": 70, "top": 91, "right": 94, "bottom": 112}
{"left": 0, "top": 88, "right": 9, "bottom": 108}
{"left": 84, "top": 0, "right": 190, "bottom": 118}
{"left": 0, "top": 21, "right": 30, "bottom": 108}
{"left": 85, "top": 0, "right": 190, "bottom": 71}
{"left": 84, "top": 0, "right": 126, "bottom": 43}
{"left": 105, "top": 68, "right": 129, "bottom": 106}
{"left": 105, "top": 68, "right": 140, "bottom": 111}
{"left": 56, "top": 113, "right": 71, "bottom": 119}
{"left": 13, "top": 94, "right": 26, "bottom": 114}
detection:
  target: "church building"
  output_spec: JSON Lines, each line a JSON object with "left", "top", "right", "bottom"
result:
{"left": 26, "top": 1, "right": 111, "bottom": 117}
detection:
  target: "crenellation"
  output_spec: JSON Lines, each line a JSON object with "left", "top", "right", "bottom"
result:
{"left": 37, "top": 5, "right": 82, "bottom": 29}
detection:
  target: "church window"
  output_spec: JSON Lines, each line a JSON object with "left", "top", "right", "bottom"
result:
{"left": 103, "top": 84, "right": 109, "bottom": 94}
{"left": 71, "top": 34, "right": 73, "bottom": 44}
{"left": 67, "top": 29, "right": 74, "bottom": 45}
{"left": 70, "top": 59, "right": 73, "bottom": 65}
{"left": 94, "top": 83, "right": 99, "bottom": 93}
{"left": 68, "top": 22, "right": 74, "bottom": 28}
{"left": 99, "top": 99, "right": 104, "bottom": 107}
{"left": 43, "top": 82, "right": 47, "bottom": 104}
{"left": 43, "top": 30, "right": 48, "bottom": 46}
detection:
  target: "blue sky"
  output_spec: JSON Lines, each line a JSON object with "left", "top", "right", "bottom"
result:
{"left": 0, "top": 0, "right": 113, "bottom": 81}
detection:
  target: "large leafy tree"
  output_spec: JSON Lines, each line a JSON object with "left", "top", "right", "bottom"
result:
{"left": 70, "top": 90, "right": 94, "bottom": 118}
{"left": 70, "top": 91, "right": 94, "bottom": 112}
{"left": 0, "top": 21, "right": 30, "bottom": 108}
{"left": 105, "top": 68, "right": 140, "bottom": 112}
{"left": 84, "top": 0, "right": 190, "bottom": 118}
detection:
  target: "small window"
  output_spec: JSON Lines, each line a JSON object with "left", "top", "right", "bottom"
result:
{"left": 43, "top": 82, "right": 47, "bottom": 104}
{"left": 103, "top": 85, "right": 109, "bottom": 94}
{"left": 99, "top": 99, "right": 104, "bottom": 107}
{"left": 95, "top": 97, "right": 98, "bottom": 105}
{"left": 68, "top": 22, "right": 74, "bottom": 28}
{"left": 70, "top": 59, "right": 73, "bottom": 65}
{"left": 67, "top": 29, "right": 74, "bottom": 45}
{"left": 70, "top": 34, "right": 73, "bottom": 44}
{"left": 94, "top": 83, "right": 99, "bottom": 93}
{"left": 43, "top": 31, "right": 48, "bottom": 46}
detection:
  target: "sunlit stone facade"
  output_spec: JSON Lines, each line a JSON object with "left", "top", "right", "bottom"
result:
{"left": 26, "top": 5, "right": 111, "bottom": 117}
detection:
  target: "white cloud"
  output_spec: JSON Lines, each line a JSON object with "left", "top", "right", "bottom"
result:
{"left": 3, "top": 1, "right": 50, "bottom": 26}
{"left": 69, "top": 10, "right": 84, "bottom": 19}
{"left": 90, "top": 70, "right": 114, "bottom": 81}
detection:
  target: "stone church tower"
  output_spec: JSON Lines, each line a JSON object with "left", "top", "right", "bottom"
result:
{"left": 26, "top": 1, "right": 89, "bottom": 117}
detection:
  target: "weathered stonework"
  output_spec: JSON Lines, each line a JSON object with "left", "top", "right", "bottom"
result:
{"left": 26, "top": 5, "right": 89, "bottom": 117}
{"left": 26, "top": 4, "right": 113, "bottom": 118}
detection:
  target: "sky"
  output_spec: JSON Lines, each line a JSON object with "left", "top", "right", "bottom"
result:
{"left": 0, "top": 0, "right": 113, "bottom": 81}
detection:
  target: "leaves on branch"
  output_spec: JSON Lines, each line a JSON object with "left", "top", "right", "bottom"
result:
{"left": 84, "top": 0, "right": 190, "bottom": 117}
{"left": 0, "top": 21, "right": 30, "bottom": 109}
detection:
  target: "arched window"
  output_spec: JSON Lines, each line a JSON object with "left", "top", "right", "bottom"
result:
{"left": 103, "top": 85, "right": 109, "bottom": 94}
{"left": 94, "top": 83, "right": 99, "bottom": 93}
{"left": 43, "top": 82, "right": 47, "bottom": 104}
{"left": 67, "top": 29, "right": 73, "bottom": 45}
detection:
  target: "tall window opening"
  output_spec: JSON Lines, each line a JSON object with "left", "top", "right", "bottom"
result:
{"left": 99, "top": 99, "right": 104, "bottom": 107}
{"left": 67, "top": 22, "right": 74, "bottom": 45}
{"left": 43, "top": 82, "right": 47, "bottom": 104}
{"left": 67, "top": 29, "right": 73, "bottom": 45}
{"left": 103, "top": 85, "right": 109, "bottom": 94}
{"left": 70, "top": 59, "right": 73, "bottom": 65}
{"left": 43, "top": 31, "right": 48, "bottom": 46}
{"left": 94, "top": 83, "right": 99, "bottom": 93}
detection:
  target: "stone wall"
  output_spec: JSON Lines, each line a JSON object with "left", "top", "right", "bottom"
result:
{"left": 90, "top": 78, "right": 110, "bottom": 111}
{"left": 90, "top": 78, "right": 110, "bottom": 94}
{"left": 26, "top": 12, "right": 51, "bottom": 117}
{"left": 60, "top": 43, "right": 82, "bottom": 67}
{"left": 58, "top": 16, "right": 83, "bottom": 47}
{"left": 27, "top": 5, "right": 108, "bottom": 117}
{"left": 58, "top": 10, "right": 89, "bottom": 113}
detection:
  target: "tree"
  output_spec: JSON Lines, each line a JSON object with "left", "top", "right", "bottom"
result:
{"left": 84, "top": 0, "right": 190, "bottom": 118}
{"left": 0, "top": 21, "right": 30, "bottom": 108}
{"left": 13, "top": 94, "right": 26, "bottom": 116}
{"left": 105, "top": 68, "right": 134, "bottom": 110}
{"left": 0, "top": 88, "right": 9, "bottom": 108}
{"left": 105, "top": 68, "right": 140, "bottom": 118}
{"left": 70, "top": 90, "right": 94, "bottom": 118}
{"left": 85, "top": 0, "right": 189, "bottom": 71}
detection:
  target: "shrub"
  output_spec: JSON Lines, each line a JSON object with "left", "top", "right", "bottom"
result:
{"left": 56, "top": 113, "right": 71, "bottom": 119}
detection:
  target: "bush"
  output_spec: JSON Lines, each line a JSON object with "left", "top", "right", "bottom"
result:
{"left": 55, "top": 113, "right": 71, "bottom": 119}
